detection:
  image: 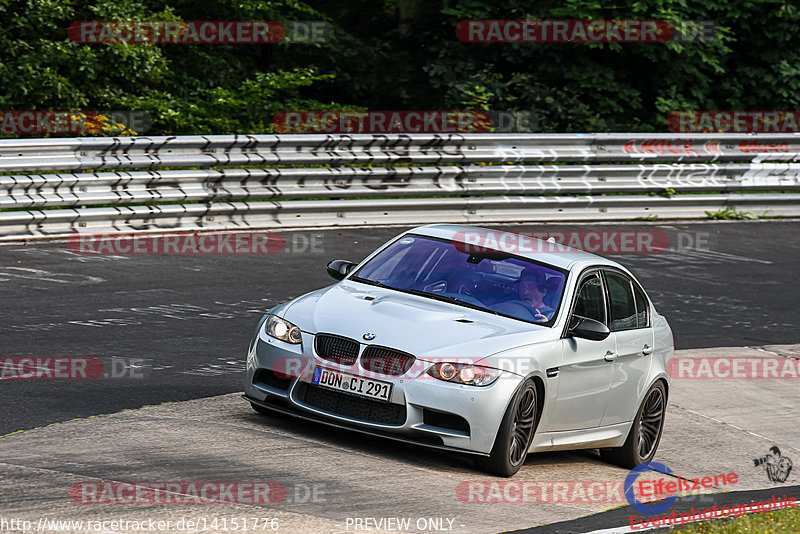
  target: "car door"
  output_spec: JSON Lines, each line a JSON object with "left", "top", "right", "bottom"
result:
{"left": 548, "top": 270, "right": 615, "bottom": 431}
{"left": 599, "top": 269, "right": 655, "bottom": 427}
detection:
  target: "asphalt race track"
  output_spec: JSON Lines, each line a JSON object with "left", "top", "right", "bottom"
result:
{"left": 2, "top": 219, "right": 799, "bottom": 533}
{"left": 2, "top": 220, "right": 799, "bottom": 436}
{"left": 1, "top": 344, "right": 798, "bottom": 533}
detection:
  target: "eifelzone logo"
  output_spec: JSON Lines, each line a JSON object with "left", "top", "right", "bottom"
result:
{"left": 624, "top": 462, "right": 739, "bottom": 515}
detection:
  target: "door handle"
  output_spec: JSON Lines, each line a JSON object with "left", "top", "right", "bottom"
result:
{"left": 642, "top": 344, "right": 654, "bottom": 356}
{"left": 604, "top": 351, "right": 618, "bottom": 362}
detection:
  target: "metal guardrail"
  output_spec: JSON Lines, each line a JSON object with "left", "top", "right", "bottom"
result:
{"left": 1, "top": 133, "right": 800, "bottom": 238}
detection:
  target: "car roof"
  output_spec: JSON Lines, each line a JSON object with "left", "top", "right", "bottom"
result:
{"left": 409, "top": 224, "right": 624, "bottom": 272}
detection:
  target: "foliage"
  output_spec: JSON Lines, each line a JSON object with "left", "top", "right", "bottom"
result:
{"left": 2, "top": 0, "right": 799, "bottom": 135}
{"left": 669, "top": 505, "right": 800, "bottom": 533}
{"left": 705, "top": 207, "right": 760, "bottom": 219}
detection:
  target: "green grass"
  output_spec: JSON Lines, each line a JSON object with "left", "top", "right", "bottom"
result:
{"left": 668, "top": 506, "right": 800, "bottom": 533}
{"left": 705, "top": 207, "right": 762, "bottom": 220}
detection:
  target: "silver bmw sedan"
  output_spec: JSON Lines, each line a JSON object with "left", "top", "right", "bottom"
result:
{"left": 243, "top": 224, "right": 673, "bottom": 476}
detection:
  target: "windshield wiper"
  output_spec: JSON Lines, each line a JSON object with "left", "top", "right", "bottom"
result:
{"left": 350, "top": 276, "right": 392, "bottom": 288}
{"left": 349, "top": 278, "right": 498, "bottom": 316}
{"left": 401, "top": 288, "right": 499, "bottom": 315}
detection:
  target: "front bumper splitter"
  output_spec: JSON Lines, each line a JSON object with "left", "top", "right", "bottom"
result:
{"left": 243, "top": 394, "right": 489, "bottom": 457}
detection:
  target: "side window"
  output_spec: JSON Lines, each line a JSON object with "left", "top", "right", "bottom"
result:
{"left": 573, "top": 273, "right": 606, "bottom": 325}
{"left": 633, "top": 283, "right": 650, "bottom": 328}
{"left": 605, "top": 271, "right": 638, "bottom": 331}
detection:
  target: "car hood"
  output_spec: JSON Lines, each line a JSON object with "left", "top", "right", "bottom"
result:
{"left": 282, "top": 280, "right": 557, "bottom": 363}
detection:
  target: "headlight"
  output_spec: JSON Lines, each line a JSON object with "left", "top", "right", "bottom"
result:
{"left": 426, "top": 362, "right": 502, "bottom": 386}
{"left": 264, "top": 314, "right": 302, "bottom": 344}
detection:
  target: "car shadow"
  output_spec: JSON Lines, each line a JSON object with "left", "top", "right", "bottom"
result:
{"left": 242, "top": 408, "right": 618, "bottom": 477}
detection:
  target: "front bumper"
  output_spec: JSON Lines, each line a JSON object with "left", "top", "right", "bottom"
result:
{"left": 243, "top": 329, "right": 524, "bottom": 455}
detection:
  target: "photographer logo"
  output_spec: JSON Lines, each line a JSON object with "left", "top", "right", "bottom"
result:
{"left": 754, "top": 447, "right": 793, "bottom": 483}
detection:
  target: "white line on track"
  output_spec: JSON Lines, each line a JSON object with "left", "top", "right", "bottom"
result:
{"left": 673, "top": 404, "right": 800, "bottom": 454}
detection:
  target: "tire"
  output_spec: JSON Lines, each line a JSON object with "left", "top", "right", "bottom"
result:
{"left": 250, "top": 401, "right": 271, "bottom": 416}
{"left": 600, "top": 381, "right": 666, "bottom": 469}
{"left": 477, "top": 379, "right": 538, "bottom": 477}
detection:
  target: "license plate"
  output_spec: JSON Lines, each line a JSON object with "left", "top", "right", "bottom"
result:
{"left": 312, "top": 367, "right": 392, "bottom": 402}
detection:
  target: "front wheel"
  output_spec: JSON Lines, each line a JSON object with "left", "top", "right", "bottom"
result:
{"left": 600, "top": 381, "right": 666, "bottom": 468}
{"left": 477, "top": 379, "right": 538, "bottom": 477}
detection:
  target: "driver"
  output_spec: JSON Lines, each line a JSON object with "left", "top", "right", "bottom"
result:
{"left": 519, "top": 267, "right": 554, "bottom": 322}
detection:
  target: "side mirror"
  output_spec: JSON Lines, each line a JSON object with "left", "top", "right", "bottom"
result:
{"left": 568, "top": 316, "right": 610, "bottom": 341}
{"left": 326, "top": 259, "right": 356, "bottom": 281}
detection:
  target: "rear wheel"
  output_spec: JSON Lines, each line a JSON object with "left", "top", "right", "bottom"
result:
{"left": 600, "top": 381, "right": 666, "bottom": 468}
{"left": 477, "top": 379, "right": 538, "bottom": 477}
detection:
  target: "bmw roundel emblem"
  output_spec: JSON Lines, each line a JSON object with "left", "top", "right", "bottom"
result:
{"left": 363, "top": 333, "right": 376, "bottom": 340}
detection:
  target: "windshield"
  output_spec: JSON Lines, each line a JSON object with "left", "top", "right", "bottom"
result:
{"left": 351, "top": 234, "right": 567, "bottom": 325}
